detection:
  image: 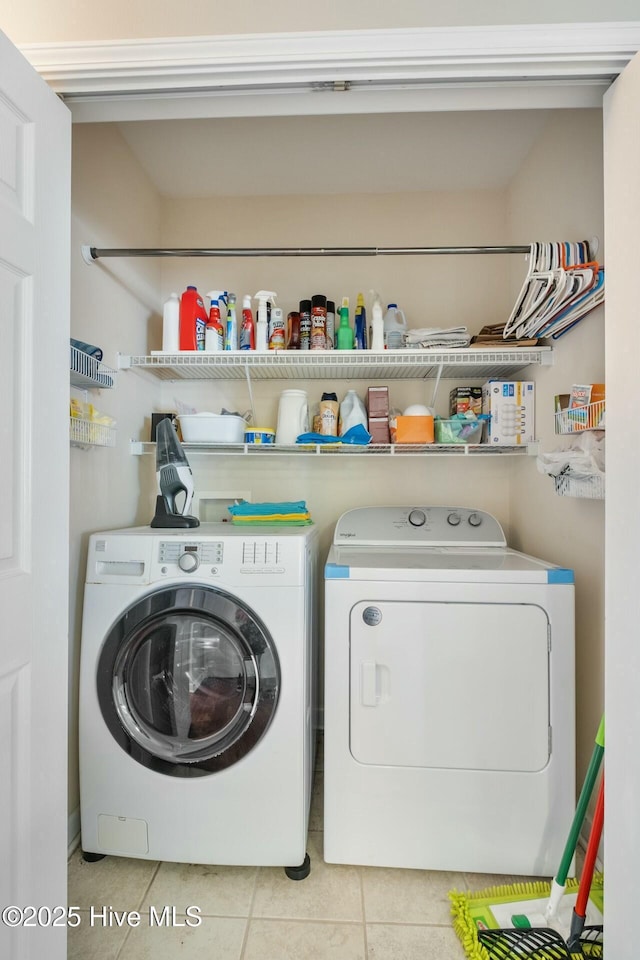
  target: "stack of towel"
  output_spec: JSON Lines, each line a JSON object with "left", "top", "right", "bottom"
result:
{"left": 405, "top": 326, "right": 471, "bottom": 349}
{"left": 227, "top": 501, "right": 312, "bottom": 526}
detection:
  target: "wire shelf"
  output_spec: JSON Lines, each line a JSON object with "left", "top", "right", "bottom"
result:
{"left": 70, "top": 418, "right": 117, "bottom": 449}
{"left": 555, "top": 400, "right": 605, "bottom": 434}
{"left": 130, "top": 440, "right": 538, "bottom": 457}
{"left": 119, "top": 347, "right": 553, "bottom": 382}
{"left": 70, "top": 345, "right": 117, "bottom": 389}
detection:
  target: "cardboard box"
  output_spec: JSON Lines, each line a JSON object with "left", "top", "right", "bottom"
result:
{"left": 367, "top": 386, "right": 390, "bottom": 417}
{"left": 368, "top": 417, "right": 390, "bottom": 444}
{"left": 482, "top": 381, "right": 535, "bottom": 445}
{"left": 390, "top": 415, "right": 434, "bottom": 444}
{"left": 449, "top": 387, "right": 483, "bottom": 417}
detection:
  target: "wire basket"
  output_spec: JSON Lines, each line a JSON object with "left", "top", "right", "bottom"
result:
{"left": 553, "top": 468, "right": 605, "bottom": 499}
{"left": 70, "top": 345, "right": 116, "bottom": 389}
{"left": 70, "top": 417, "right": 117, "bottom": 449}
{"left": 555, "top": 400, "right": 605, "bottom": 434}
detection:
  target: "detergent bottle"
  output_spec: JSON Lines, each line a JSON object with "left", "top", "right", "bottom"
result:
{"left": 336, "top": 297, "right": 354, "bottom": 350}
{"left": 204, "top": 291, "right": 225, "bottom": 352}
{"left": 384, "top": 303, "right": 407, "bottom": 349}
{"left": 161, "top": 292, "right": 180, "bottom": 352}
{"left": 255, "top": 290, "right": 277, "bottom": 352}
{"left": 179, "top": 285, "right": 208, "bottom": 351}
{"left": 240, "top": 295, "right": 255, "bottom": 350}
{"left": 369, "top": 291, "right": 385, "bottom": 350}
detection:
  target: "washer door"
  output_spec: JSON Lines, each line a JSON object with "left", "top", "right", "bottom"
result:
{"left": 97, "top": 585, "right": 280, "bottom": 777}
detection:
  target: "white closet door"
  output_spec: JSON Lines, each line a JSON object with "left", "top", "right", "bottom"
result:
{"left": 603, "top": 48, "right": 640, "bottom": 960}
{"left": 0, "top": 30, "right": 70, "bottom": 960}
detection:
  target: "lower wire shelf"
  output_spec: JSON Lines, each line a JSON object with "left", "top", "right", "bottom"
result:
{"left": 130, "top": 440, "right": 538, "bottom": 457}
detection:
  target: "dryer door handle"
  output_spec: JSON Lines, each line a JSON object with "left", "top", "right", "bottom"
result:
{"left": 359, "top": 661, "right": 390, "bottom": 707}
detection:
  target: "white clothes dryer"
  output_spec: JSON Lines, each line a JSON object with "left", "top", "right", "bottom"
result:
{"left": 323, "top": 506, "right": 575, "bottom": 876}
{"left": 79, "top": 523, "right": 319, "bottom": 877}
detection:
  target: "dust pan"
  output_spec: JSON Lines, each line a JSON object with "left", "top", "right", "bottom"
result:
{"left": 449, "top": 876, "right": 603, "bottom": 959}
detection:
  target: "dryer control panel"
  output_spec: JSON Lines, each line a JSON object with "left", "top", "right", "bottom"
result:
{"left": 333, "top": 506, "right": 506, "bottom": 548}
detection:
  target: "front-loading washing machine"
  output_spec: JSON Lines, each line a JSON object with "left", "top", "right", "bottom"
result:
{"left": 324, "top": 506, "right": 575, "bottom": 876}
{"left": 79, "top": 522, "right": 319, "bottom": 875}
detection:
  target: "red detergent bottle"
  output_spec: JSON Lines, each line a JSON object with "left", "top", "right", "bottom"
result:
{"left": 179, "top": 285, "right": 208, "bottom": 351}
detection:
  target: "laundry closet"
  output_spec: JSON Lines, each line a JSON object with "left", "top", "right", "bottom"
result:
{"left": 52, "top": 20, "right": 640, "bottom": 912}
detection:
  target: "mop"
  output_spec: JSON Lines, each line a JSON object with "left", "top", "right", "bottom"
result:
{"left": 450, "top": 717, "right": 604, "bottom": 959}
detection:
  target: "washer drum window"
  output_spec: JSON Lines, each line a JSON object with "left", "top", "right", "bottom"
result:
{"left": 97, "top": 585, "right": 280, "bottom": 777}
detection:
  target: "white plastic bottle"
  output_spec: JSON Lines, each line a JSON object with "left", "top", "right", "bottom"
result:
{"left": 369, "top": 291, "right": 384, "bottom": 350}
{"left": 255, "top": 290, "right": 277, "bottom": 352}
{"left": 161, "top": 292, "right": 180, "bottom": 352}
{"left": 383, "top": 303, "right": 407, "bottom": 350}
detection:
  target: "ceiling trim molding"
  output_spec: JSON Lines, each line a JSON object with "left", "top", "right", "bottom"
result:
{"left": 19, "top": 23, "right": 640, "bottom": 99}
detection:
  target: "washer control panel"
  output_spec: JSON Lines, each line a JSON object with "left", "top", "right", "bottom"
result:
{"left": 334, "top": 506, "right": 506, "bottom": 548}
{"left": 159, "top": 540, "right": 224, "bottom": 573}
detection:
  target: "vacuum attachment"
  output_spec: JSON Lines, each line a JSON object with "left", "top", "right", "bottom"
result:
{"left": 151, "top": 418, "right": 199, "bottom": 528}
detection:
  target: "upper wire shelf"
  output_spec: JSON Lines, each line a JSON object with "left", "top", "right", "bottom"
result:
{"left": 70, "top": 345, "right": 117, "bottom": 389}
{"left": 118, "top": 347, "right": 553, "bottom": 382}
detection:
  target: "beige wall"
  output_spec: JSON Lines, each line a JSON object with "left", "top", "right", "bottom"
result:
{"left": 4, "top": 0, "right": 640, "bottom": 43}
{"left": 506, "top": 109, "right": 605, "bottom": 784}
{"left": 68, "top": 123, "right": 162, "bottom": 819}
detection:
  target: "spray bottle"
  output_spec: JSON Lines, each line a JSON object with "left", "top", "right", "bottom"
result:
{"left": 336, "top": 297, "right": 354, "bottom": 350}
{"left": 254, "top": 290, "right": 278, "bottom": 352}
{"left": 354, "top": 292, "right": 367, "bottom": 350}
{"left": 240, "top": 295, "right": 255, "bottom": 350}
{"left": 205, "top": 291, "right": 225, "bottom": 352}
{"left": 269, "top": 306, "right": 286, "bottom": 350}
{"left": 369, "top": 290, "right": 385, "bottom": 350}
{"left": 225, "top": 293, "right": 238, "bottom": 350}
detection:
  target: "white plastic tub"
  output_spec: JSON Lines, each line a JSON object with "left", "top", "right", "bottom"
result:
{"left": 178, "top": 413, "right": 246, "bottom": 443}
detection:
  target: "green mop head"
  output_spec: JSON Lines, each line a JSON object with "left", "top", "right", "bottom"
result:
{"left": 449, "top": 876, "right": 604, "bottom": 959}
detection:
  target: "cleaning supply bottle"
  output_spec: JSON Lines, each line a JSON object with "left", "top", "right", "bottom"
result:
{"left": 240, "top": 295, "right": 255, "bottom": 350}
{"left": 225, "top": 293, "right": 238, "bottom": 350}
{"left": 161, "top": 292, "right": 180, "bottom": 352}
{"left": 354, "top": 292, "right": 367, "bottom": 350}
{"left": 204, "top": 292, "right": 224, "bottom": 352}
{"left": 255, "top": 290, "right": 277, "bottom": 352}
{"left": 311, "top": 294, "right": 327, "bottom": 350}
{"left": 269, "top": 306, "right": 286, "bottom": 350}
{"left": 179, "top": 285, "right": 208, "bottom": 351}
{"left": 339, "top": 389, "right": 368, "bottom": 435}
{"left": 369, "top": 290, "right": 384, "bottom": 350}
{"left": 287, "top": 311, "right": 301, "bottom": 349}
{"left": 384, "top": 302, "right": 407, "bottom": 350}
{"left": 299, "top": 299, "right": 312, "bottom": 350}
{"left": 336, "top": 297, "right": 354, "bottom": 350}
{"left": 326, "top": 300, "right": 336, "bottom": 349}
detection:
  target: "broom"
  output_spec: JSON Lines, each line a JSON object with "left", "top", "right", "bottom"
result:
{"left": 450, "top": 716, "right": 604, "bottom": 957}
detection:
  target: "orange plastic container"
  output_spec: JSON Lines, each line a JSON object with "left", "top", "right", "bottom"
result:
{"left": 391, "top": 416, "right": 434, "bottom": 444}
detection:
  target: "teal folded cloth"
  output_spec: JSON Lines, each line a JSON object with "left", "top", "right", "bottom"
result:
{"left": 228, "top": 500, "right": 308, "bottom": 517}
{"left": 296, "top": 424, "right": 371, "bottom": 445}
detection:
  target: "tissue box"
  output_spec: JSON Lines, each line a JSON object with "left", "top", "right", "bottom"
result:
{"left": 368, "top": 417, "right": 391, "bottom": 444}
{"left": 482, "top": 381, "right": 535, "bottom": 445}
{"left": 391, "top": 416, "right": 434, "bottom": 444}
{"left": 367, "top": 386, "right": 390, "bottom": 417}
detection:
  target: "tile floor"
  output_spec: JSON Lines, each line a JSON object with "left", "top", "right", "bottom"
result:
{"left": 67, "top": 737, "right": 541, "bottom": 960}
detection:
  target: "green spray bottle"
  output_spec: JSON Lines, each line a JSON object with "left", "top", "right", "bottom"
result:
{"left": 336, "top": 297, "right": 354, "bottom": 350}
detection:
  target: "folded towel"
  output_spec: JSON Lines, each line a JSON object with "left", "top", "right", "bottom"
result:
{"left": 70, "top": 337, "right": 103, "bottom": 360}
{"left": 230, "top": 518, "right": 313, "bottom": 526}
{"left": 228, "top": 500, "right": 308, "bottom": 518}
{"left": 405, "top": 326, "right": 471, "bottom": 349}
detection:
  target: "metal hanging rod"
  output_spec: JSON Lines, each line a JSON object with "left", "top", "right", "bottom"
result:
{"left": 82, "top": 243, "right": 535, "bottom": 263}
